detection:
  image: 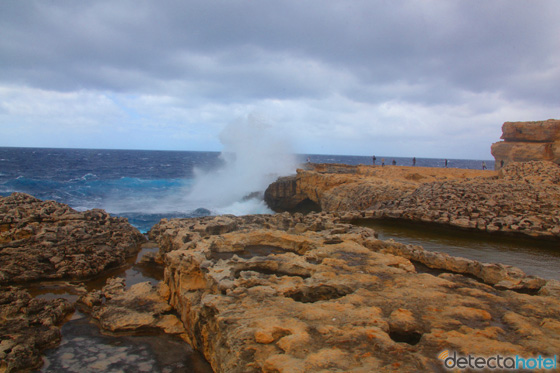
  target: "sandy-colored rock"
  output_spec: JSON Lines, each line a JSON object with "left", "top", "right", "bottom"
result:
{"left": 78, "top": 278, "right": 186, "bottom": 338}
{"left": 265, "top": 163, "right": 491, "bottom": 214}
{"left": 372, "top": 161, "right": 560, "bottom": 239}
{"left": 265, "top": 161, "right": 560, "bottom": 240}
{"left": 149, "top": 214, "right": 560, "bottom": 373}
{"left": 0, "top": 193, "right": 146, "bottom": 284}
{"left": 492, "top": 119, "right": 560, "bottom": 168}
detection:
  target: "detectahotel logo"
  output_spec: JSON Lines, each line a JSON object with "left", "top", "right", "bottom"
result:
{"left": 439, "top": 350, "right": 558, "bottom": 371}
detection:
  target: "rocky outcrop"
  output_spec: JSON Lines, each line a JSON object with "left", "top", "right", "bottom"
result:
{"left": 264, "top": 163, "right": 489, "bottom": 213}
{"left": 78, "top": 277, "right": 187, "bottom": 338}
{"left": 491, "top": 119, "right": 560, "bottom": 169}
{"left": 265, "top": 161, "right": 559, "bottom": 240}
{"left": 371, "top": 161, "right": 560, "bottom": 239}
{"left": 0, "top": 287, "right": 74, "bottom": 372}
{"left": 0, "top": 193, "right": 146, "bottom": 284}
{"left": 149, "top": 213, "right": 560, "bottom": 372}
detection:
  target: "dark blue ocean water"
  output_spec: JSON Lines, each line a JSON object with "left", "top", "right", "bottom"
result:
{"left": 0, "top": 147, "right": 494, "bottom": 232}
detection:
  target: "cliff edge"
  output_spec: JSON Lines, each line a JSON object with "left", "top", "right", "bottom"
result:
{"left": 491, "top": 119, "right": 560, "bottom": 170}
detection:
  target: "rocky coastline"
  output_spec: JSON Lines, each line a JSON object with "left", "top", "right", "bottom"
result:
{"left": 0, "top": 193, "right": 146, "bottom": 372}
{"left": 148, "top": 213, "right": 560, "bottom": 372}
{"left": 2, "top": 120, "right": 560, "bottom": 372}
{"left": 265, "top": 160, "right": 560, "bottom": 240}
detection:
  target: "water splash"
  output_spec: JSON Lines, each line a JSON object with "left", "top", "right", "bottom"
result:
{"left": 186, "top": 113, "right": 297, "bottom": 212}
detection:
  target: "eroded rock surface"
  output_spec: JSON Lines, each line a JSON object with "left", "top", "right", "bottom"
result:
{"left": 491, "top": 119, "right": 560, "bottom": 169}
{"left": 0, "top": 287, "right": 74, "bottom": 372}
{"left": 264, "top": 163, "right": 490, "bottom": 213}
{"left": 0, "top": 193, "right": 146, "bottom": 284}
{"left": 371, "top": 161, "right": 560, "bottom": 239}
{"left": 79, "top": 277, "right": 187, "bottom": 338}
{"left": 149, "top": 214, "right": 560, "bottom": 372}
{"left": 265, "top": 161, "right": 560, "bottom": 240}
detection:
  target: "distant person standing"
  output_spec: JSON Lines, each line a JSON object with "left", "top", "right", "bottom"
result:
{"left": 412, "top": 157, "right": 416, "bottom": 166}
{"left": 381, "top": 158, "right": 385, "bottom": 167}
{"left": 372, "top": 155, "right": 376, "bottom": 165}
{"left": 482, "top": 161, "right": 487, "bottom": 170}
{"left": 445, "top": 159, "right": 448, "bottom": 168}
{"left": 392, "top": 159, "right": 396, "bottom": 166}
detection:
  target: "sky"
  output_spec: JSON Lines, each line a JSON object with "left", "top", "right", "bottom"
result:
{"left": 1, "top": 1, "right": 559, "bottom": 160}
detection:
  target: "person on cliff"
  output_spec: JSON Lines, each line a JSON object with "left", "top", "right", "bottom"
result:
{"left": 372, "top": 155, "right": 376, "bottom": 165}
{"left": 392, "top": 159, "right": 396, "bottom": 166}
{"left": 445, "top": 159, "right": 448, "bottom": 168}
{"left": 381, "top": 158, "right": 385, "bottom": 167}
{"left": 482, "top": 161, "right": 487, "bottom": 170}
{"left": 412, "top": 157, "right": 416, "bottom": 166}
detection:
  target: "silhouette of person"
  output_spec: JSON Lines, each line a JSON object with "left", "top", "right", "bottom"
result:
{"left": 412, "top": 157, "right": 416, "bottom": 166}
{"left": 372, "top": 155, "right": 376, "bottom": 165}
{"left": 381, "top": 158, "right": 385, "bottom": 167}
{"left": 445, "top": 159, "right": 448, "bottom": 168}
{"left": 392, "top": 159, "right": 396, "bottom": 166}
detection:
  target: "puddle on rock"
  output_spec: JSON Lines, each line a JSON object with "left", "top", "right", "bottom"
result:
{"left": 27, "top": 242, "right": 213, "bottom": 373}
{"left": 40, "top": 312, "right": 213, "bottom": 373}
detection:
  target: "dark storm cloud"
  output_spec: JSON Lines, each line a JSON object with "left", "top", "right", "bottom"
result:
{"left": 1, "top": 0, "right": 559, "bottom": 104}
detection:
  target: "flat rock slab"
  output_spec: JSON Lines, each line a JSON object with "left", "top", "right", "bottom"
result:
{"left": 151, "top": 214, "right": 560, "bottom": 372}
{"left": 0, "top": 193, "right": 146, "bottom": 284}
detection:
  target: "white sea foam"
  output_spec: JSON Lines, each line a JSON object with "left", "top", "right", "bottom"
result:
{"left": 184, "top": 113, "right": 297, "bottom": 214}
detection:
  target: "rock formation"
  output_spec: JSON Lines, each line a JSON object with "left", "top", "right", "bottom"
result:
{"left": 491, "top": 119, "right": 560, "bottom": 170}
{"left": 265, "top": 161, "right": 560, "bottom": 240}
{"left": 0, "top": 193, "right": 146, "bottom": 284}
{"left": 264, "top": 163, "right": 489, "bottom": 213}
{"left": 148, "top": 213, "right": 560, "bottom": 372}
{"left": 0, "top": 287, "right": 74, "bottom": 372}
{"left": 371, "top": 161, "right": 560, "bottom": 239}
{"left": 78, "top": 277, "right": 187, "bottom": 338}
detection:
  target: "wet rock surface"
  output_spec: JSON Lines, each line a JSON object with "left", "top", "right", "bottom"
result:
{"left": 0, "top": 193, "right": 146, "bottom": 284}
{"left": 0, "top": 287, "right": 74, "bottom": 372}
{"left": 149, "top": 213, "right": 560, "bottom": 372}
{"left": 79, "top": 277, "right": 187, "bottom": 338}
{"left": 40, "top": 311, "right": 213, "bottom": 373}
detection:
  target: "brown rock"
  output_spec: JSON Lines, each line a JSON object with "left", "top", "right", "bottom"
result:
{"left": 79, "top": 278, "right": 186, "bottom": 338}
{"left": 0, "top": 193, "right": 146, "bottom": 284}
{"left": 0, "top": 287, "right": 74, "bottom": 372}
{"left": 149, "top": 213, "right": 560, "bottom": 373}
{"left": 492, "top": 119, "right": 560, "bottom": 169}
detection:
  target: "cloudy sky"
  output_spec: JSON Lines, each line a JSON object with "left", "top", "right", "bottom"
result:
{"left": 1, "top": 1, "right": 559, "bottom": 159}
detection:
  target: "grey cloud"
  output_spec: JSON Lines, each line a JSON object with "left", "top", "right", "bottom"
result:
{"left": 1, "top": 0, "right": 559, "bottom": 107}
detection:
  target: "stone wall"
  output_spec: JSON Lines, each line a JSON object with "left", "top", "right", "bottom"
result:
{"left": 491, "top": 119, "right": 560, "bottom": 170}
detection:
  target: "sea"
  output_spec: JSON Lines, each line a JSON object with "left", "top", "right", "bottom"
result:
{"left": 0, "top": 147, "right": 494, "bottom": 233}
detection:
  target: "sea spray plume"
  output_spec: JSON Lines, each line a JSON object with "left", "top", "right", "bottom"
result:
{"left": 186, "top": 113, "right": 297, "bottom": 211}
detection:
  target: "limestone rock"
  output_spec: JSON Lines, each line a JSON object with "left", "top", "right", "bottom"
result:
{"left": 0, "top": 287, "right": 74, "bottom": 372}
{"left": 492, "top": 119, "right": 560, "bottom": 169}
{"left": 150, "top": 214, "right": 560, "bottom": 373}
{"left": 0, "top": 193, "right": 146, "bottom": 284}
{"left": 264, "top": 163, "right": 489, "bottom": 213}
{"left": 372, "top": 161, "right": 560, "bottom": 239}
{"left": 79, "top": 278, "right": 186, "bottom": 338}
